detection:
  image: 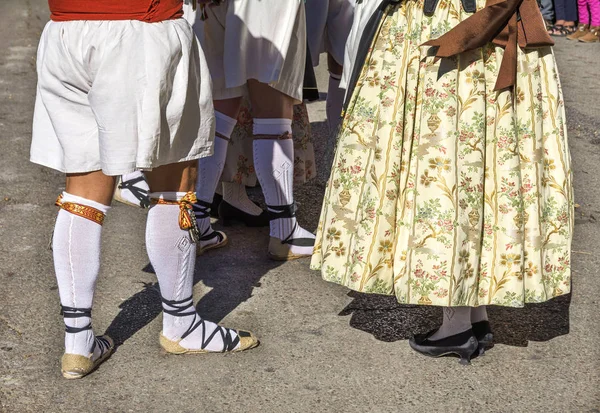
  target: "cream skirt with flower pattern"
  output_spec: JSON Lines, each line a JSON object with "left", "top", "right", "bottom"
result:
{"left": 310, "top": 0, "right": 574, "bottom": 307}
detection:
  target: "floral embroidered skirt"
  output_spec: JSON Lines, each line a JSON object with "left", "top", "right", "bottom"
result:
{"left": 220, "top": 100, "right": 316, "bottom": 186}
{"left": 310, "top": 0, "right": 574, "bottom": 307}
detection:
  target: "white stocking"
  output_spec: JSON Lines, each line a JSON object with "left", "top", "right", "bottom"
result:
{"left": 53, "top": 192, "right": 109, "bottom": 360}
{"left": 253, "top": 119, "right": 315, "bottom": 256}
{"left": 195, "top": 111, "right": 236, "bottom": 248}
{"left": 146, "top": 192, "right": 240, "bottom": 351}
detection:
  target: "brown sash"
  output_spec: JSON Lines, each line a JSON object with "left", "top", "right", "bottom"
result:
{"left": 423, "top": 0, "right": 554, "bottom": 91}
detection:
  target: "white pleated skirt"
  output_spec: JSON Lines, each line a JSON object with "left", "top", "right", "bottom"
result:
{"left": 193, "top": 0, "right": 306, "bottom": 103}
{"left": 31, "top": 18, "right": 215, "bottom": 176}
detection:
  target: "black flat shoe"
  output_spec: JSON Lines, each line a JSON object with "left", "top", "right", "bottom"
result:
{"left": 409, "top": 329, "right": 478, "bottom": 365}
{"left": 218, "top": 200, "right": 269, "bottom": 227}
{"left": 472, "top": 320, "right": 493, "bottom": 356}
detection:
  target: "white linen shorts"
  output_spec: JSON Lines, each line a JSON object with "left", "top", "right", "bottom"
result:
{"left": 31, "top": 18, "right": 215, "bottom": 176}
{"left": 193, "top": 0, "right": 306, "bottom": 103}
{"left": 306, "top": 0, "right": 355, "bottom": 66}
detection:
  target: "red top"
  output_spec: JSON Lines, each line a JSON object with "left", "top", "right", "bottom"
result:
{"left": 48, "top": 0, "right": 183, "bottom": 22}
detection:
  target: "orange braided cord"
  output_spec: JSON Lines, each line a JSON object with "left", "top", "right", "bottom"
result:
{"left": 55, "top": 195, "right": 105, "bottom": 226}
{"left": 151, "top": 192, "right": 198, "bottom": 231}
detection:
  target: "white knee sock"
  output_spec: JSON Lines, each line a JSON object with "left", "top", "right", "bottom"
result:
{"left": 221, "top": 181, "right": 263, "bottom": 216}
{"left": 471, "top": 306, "right": 488, "bottom": 323}
{"left": 430, "top": 307, "right": 472, "bottom": 340}
{"left": 53, "top": 192, "right": 110, "bottom": 359}
{"left": 146, "top": 193, "right": 239, "bottom": 351}
{"left": 326, "top": 72, "right": 345, "bottom": 133}
{"left": 195, "top": 111, "right": 236, "bottom": 247}
{"left": 196, "top": 111, "right": 236, "bottom": 203}
{"left": 253, "top": 119, "right": 315, "bottom": 255}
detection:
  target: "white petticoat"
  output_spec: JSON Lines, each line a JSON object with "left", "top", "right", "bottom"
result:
{"left": 340, "top": 0, "right": 383, "bottom": 90}
{"left": 305, "top": 0, "right": 355, "bottom": 66}
{"left": 192, "top": 0, "right": 306, "bottom": 103}
{"left": 31, "top": 18, "right": 215, "bottom": 176}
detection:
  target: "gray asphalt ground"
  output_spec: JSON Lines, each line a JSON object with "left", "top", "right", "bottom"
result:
{"left": 1, "top": 1, "right": 599, "bottom": 412}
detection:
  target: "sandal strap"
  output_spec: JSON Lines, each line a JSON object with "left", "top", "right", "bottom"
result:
{"left": 199, "top": 230, "right": 224, "bottom": 242}
{"left": 161, "top": 296, "right": 240, "bottom": 351}
{"left": 266, "top": 203, "right": 297, "bottom": 220}
{"left": 193, "top": 200, "right": 225, "bottom": 243}
{"left": 118, "top": 176, "right": 150, "bottom": 208}
{"left": 192, "top": 200, "right": 213, "bottom": 219}
{"left": 91, "top": 336, "right": 112, "bottom": 355}
{"left": 181, "top": 317, "right": 240, "bottom": 352}
{"left": 60, "top": 306, "right": 93, "bottom": 333}
{"left": 161, "top": 296, "right": 197, "bottom": 317}
{"left": 279, "top": 221, "right": 315, "bottom": 247}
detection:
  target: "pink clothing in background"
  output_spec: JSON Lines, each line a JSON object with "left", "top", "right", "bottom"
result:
{"left": 578, "top": 0, "right": 600, "bottom": 26}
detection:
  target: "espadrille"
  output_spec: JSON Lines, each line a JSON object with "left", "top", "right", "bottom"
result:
{"left": 113, "top": 174, "right": 150, "bottom": 208}
{"left": 61, "top": 335, "right": 114, "bottom": 379}
{"left": 196, "top": 230, "right": 228, "bottom": 255}
{"left": 159, "top": 296, "right": 259, "bottom": 354}
{"left": 268, "top": 236, "right": 314, "bottom": 261}
{"left": 266, "top": 203, "right": 315, "bottom": 261}
{"left": 193, "top": 199, "right": 229, "bottom": 255}
{"left": 160, "top": 330, "right": 259, "bottom": 354}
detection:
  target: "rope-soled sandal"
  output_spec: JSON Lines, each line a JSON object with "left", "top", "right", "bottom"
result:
{"left": 113, "top": 175, "right": 150, "bottom": 208}
{"left": 60, "top": 306, "right": 114, "bottom": 379}
{"left": 158, "top": 296, "right": 258, "bottom": 354}
{"left": 193, "top": 200, "right": 228, "bottom": 255}
{"left": 266, "top": 203, "right": 315, "bottom": 261}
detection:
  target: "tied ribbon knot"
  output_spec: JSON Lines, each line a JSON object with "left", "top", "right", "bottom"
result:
{"left": 177, "top": 192, "right": 198, "bottom": 233}
{"left": 423, "top": 0, "right": 554, "bottom": 91}
{"left": 151, "top": 192, "right": 201, "bottom": 243}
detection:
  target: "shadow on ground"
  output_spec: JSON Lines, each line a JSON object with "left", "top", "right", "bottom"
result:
{"left": 340, "top": 291, "right": 571, "bottom": 347}
{"left": 104, "top": 223, "right": 285, "bottom": 349}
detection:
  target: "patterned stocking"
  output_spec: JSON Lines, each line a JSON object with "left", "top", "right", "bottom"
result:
{"left": 429, "top": 306, "right": 472, "bottom": 340}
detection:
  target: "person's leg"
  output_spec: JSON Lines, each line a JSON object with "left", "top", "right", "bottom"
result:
{"left": 54, "top": 171, "right": 116, "bottom": 379}
{"left": 589, "top": 0, "right": 600, "bottom": 26}
{"left": 193, "top": 97, "right": 242, "bottom": 253}
{"left": 554, "top": 0, "right": 567, "bottom": 26}
{"left": 540, "top": 0, "right": 556, "bottom": 22}
{"left": 577, "top": 0, "right": 600, "bottom": 41}
{"left": 145, "top": 161, "right": 258, "bottom": 353}
{"left": 470, "top": 306, "right": 487, "bottom": 323}
{"left": 567, "top": 0, "right": 592, "bottom": 39}
{"left": 429, "top": 307, "right": 472, "bottom": 340}
{"left": 564, "top": 0, "right": 578, "bottom": 25}
{"left": 579, "top": 0, "right": 591, "bottom": 24}
{"left": 326, "top": 54, "right": 345, "bottom": 133}
{"left": 248, "top": 80, "right": 316, "bottom": 260}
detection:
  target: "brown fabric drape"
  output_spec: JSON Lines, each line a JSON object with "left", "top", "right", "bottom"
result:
{"left": 423, "top": 0, "right": 554, "bottom": 90}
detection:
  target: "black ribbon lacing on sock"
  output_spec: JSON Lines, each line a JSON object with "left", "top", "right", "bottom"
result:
{"left": 266, "top": 203, "right": 315, "bottom": 247}
{"left": 91, "top": 336, "right": 112, "bottom": 355}
{"left": 61, "top": 306, "right": 111, "bottom": 355}
{"left": 118, "top": 176, "right": 150, "bottom": 208}
{"left": 192, "top": 200, "right": 225, "bottom": 243}
{"left": 60, "top": 306, "right": 92, "bottom": 334}
{"left": 161, "top": 296, "right": 240, "bottom": 351}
